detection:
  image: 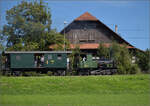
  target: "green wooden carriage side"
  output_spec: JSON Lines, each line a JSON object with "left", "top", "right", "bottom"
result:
{"left": 4, "top": 51, "right": 72, "bottom": 69}
{"left": 10, "top": 53, "right": 34, "bottom": 68}
{"left": 44, "top": 53, "right": 67, "bottom": 68}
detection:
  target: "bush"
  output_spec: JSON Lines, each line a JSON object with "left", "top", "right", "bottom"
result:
{"left": 22, "top": 71, "right": 49, "bottom": 76}
{"left": 130, "top": 64, "right": 141, "bottom": 74}
{"left": 97, "top": 43, "right": 110, "bottom": 59}
{"left": 117, "top": 65, "right": 126, "bottom": 74}
{"left": 47, "top": 71, "right": 53, "bottom": 76}
{"left": 111, "top": 42, "right": 134, "bottom": 75}
{"left": 38, "top": 73, "right": 47, "bottom": 76}
{"left": 136, "top": 49, "right": 150, "bottom": 73}
{"left": 0, "top": 70, "right": 3, "bottom": 76}
{"left": 5, "top": 71, "right": 11, "bottom": 76}
{"left": 22, "top": 71, "right": 38, "bottom": 76}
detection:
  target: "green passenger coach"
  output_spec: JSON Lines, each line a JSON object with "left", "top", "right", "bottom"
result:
{"left": 4, "top": 51, "right": 72, "bottom": 75}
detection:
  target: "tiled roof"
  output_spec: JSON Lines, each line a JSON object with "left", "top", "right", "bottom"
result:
{"left": 70, "top": 43, "right": 106, "bottom": 49}
{"left": 75, "top": 12, "right": 98, "bottom": 21}
{"left": 49, "top": 43, "right": 134, "bottom": 50}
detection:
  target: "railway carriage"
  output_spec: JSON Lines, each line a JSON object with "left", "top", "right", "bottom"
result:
{"left": 3, "top": 51, "right": 72, "bottom": 75}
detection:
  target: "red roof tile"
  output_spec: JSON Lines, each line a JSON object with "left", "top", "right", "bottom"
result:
{"left": 70, "top": 43, "right": 107, "bottom": 49}
{"left": 75, "top": 12, "right": 98, "bottom": 21}
{"left": 49, "top": 43, "right": 134, "bottom": 50}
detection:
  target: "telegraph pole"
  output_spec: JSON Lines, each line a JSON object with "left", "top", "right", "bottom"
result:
{"left": 64, "top": 21, "right": 67, "bottom": 51}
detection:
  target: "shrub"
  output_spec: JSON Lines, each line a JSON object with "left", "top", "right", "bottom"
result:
{"left": 111, "top": 42, "right": 133, "bottom": 74}
{"left": 130, "top": 64, "right": 141, "bottom": 74}
{"left": 117, "top": 65, "right": 126, "bottom": 74}
{"left": 5, "top": 71, "right": 11, "bottom": 76}
{"left": 22, "top": 71, "right": 37, "bottom": 76}
{"left": 47, "top": 71, "right": 53, "bottom": 76}
{"left": 97, "top": 42, "right": 110, "bottom": 59}
{"left": 0, "top": 70, "right": 3, "bottom": 76}
{"left": 70, "top": 45, "right": 81, "bottom": 74}
{"left": 38, "top": 73, "right": 47, "bottom": 76}
{"left": 136, "top": 49, "right": 150, "bottom": 73}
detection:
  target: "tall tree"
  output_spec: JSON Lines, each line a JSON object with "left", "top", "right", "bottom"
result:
{"left": 136, "top": 49, "right": 150, "bottom": 73}
{"left": 97, "top": 43, "right": 110, "bottom": 59}
{"left": 70, "top": 45, "right": 81, "bottom": 74}
{"left": 0, "top": 30, "right": 4, "bottom": 51}
{"left": 111, "top": 42, "right": 140, "bottom": 74}
{"left": 2, "top": 0, "right": 57, "bottom": 51}
{"left": 48, "top": 30, "right": 70, "bottom": 51}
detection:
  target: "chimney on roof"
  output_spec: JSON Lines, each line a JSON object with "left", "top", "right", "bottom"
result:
{"left": 115, "top": 25, "right": 118, "bottom": 33}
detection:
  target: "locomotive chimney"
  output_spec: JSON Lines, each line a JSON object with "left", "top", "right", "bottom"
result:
{"left": 115, "top": 25, "right": 118, "bottom": 33}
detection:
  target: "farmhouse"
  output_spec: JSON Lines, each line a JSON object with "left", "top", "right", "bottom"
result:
{"left": 50, "top": 12, "right": 135, "bottom": 54}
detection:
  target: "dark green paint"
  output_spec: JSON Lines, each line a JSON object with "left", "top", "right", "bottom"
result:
{"left": 79, "top": 54, "right": 97, "bottom": 69}
{"left": 44, "top": 53, "right": 67, "bottom": 68}
{"left": 10, "top": 53, "right": 34, "bottom": 68}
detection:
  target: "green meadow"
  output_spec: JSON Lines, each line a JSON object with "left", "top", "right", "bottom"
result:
{"left": 0, "top": 75, "right": 150, "bottom": 106}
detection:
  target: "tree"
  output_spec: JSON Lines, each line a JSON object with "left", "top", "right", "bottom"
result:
{"left": 0, "top": 30, "right": 4, "bottom": 52}
{"left": 49, "top": 30, "right": 70, "bottom": 51}
{"left": 136, "top": 49, "right": 150, "bottom": 73}
{"left": 111, "top": 42, "right": 140, "bottom": 74}
{"left": 97, "top": 42, "right": 110, "bottom": 59}
{"left": 2, "top": 0, "right": 62, "bottom": 51}
{"left": 0, "top": 43, "right": 3, "bottom": 52}
{"left": 70, "top": 45, "right": 81, "bottom": 75}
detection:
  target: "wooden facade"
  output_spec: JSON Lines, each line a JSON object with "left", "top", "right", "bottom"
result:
{"left": 49, "top": 12, "right": 137, "bottom": 54}
{"left": 63, "top": 21, "right": 113, "bottom": 44}
{"left": 60, "top": 12, "right": 133, "bottom": 47}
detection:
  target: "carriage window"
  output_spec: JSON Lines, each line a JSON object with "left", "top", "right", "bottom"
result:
{"left": 16, "top": 55, "right": 21, "bottom": 60}
{"left": 57, "top": 54, "right": 62, "bottom": 60}
{"left": 48, "top": 55, "right": 52, "bottom": 60}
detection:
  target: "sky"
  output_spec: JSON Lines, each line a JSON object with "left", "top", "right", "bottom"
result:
{"left": 0, "top": 0, "right": 150, "bottom": 51}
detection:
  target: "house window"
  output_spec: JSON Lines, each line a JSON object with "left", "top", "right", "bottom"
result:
{"left": 57, "top": 54, "right": 62, "bottom": 60}
{"left": 88, "top": 40, "right": 95, "bottom": 43}
{"left": 16, "top": 55, "right": 21, "bottom": 60}
{"left": 48, "top": 55, "right": 52, "bottom": 60}
{"left": 79, "top": 39, "right": 87, "bottom": 43}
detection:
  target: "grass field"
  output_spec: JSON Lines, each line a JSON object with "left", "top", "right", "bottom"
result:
{"left": 0, "top": 74, "right": 150, "bottom": 106}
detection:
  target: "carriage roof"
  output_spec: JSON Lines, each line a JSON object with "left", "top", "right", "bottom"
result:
{"left": 4, "top": 51, "right": 72, "bottom": 54}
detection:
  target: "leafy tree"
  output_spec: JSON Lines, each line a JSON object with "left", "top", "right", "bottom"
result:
{"left": 136, "top": 49, "right": 150, "bottom": 73}
{"left": 50, "top": 30, "right": 70, "bottom": 51}
{"left": 0, "top": 45, "right": 3, "bottom": 51}
{"left": 0, "top": 30, "right": 4, "bottom": 52}
{"left": 111, "top": 42, "right": 140, "bottom": 74}
{"left": 2, "top": 0, "right": 63, "bottom": 51}
{"left": 97, "top": 43, "right": 110, "bottom": 59}
{"left": 0, "top": 43, "right": 3, "bottom": 52}
{"left": 70, "top": 45, "right": 81, "bottom": 75}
